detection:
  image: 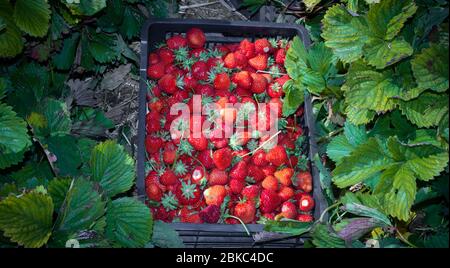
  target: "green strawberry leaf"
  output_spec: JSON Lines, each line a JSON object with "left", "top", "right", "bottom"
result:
{"left": 398, "top": 92, "right": 449, "bottom": 128}
{"left": 411, "top": 44, "right": 449, "bottom": 92}
{"left": 13, "top": 0, "right": 51, "bottom": 37}
{"left": 0, "top": 190, "right": 54, "bottom": 248}
{"left": 321, "top": 4, "right": 368, "bottom": 63}
{"left": 90, "top": 141, "right": 135, "bottom": 198}
{"left": 105, "top": 197, "right": 152, "bottom": 248}
{"left": 151, "top": 220, "right": 184, "bottom": 248}
{"left": 0, "top": 0, "right": 24, "bottom": 57}
{"left": 0, "top": 103, "right": 31, "bottom": 155}
{"left": 63, "top": 0, "right": 107, "bottom": 16}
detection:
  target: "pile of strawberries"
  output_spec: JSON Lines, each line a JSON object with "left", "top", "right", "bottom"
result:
{"left": 144, "top": 28, "right": 314, "bottom": 225}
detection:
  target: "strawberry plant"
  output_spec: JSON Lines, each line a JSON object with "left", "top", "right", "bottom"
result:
{"left": 0, "top": 0, "right": 186, "bottom": 248}
{"left": 243, "top": 0, "right": 449, "bottom": 248}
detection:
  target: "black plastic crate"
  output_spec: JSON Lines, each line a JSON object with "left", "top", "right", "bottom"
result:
{"left": 138, "top": 19, "right": 327, "bottom": 248}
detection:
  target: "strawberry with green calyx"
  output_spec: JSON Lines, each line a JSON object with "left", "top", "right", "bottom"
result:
{"left": 161, "top": 192, "right": 178, "bottom": 211}
{"left": 267, "top": 82, "right": 282, "bottom": 98}
{"left": 177, "top": 139, "right": 194, "bottom": 156}
{"left": 173, "top": 160, "right": 188, "bottom": 176}
{"left": 145, "top": 136, "right": 164, "bottom": 154}
{"left": 245, "top": 176, "right": 256, "bottom": 185}
{"left": 246, "top": 139, "right": 259, "bottom": 152}
{"left": 175, "top": 179, "right": 201, "bottom": 206}
{"left": 298, "top": 194, "right": 314, "bottom": 212}
{"left": 261, "top": 165, "right": 276, "bottom": 176}
{"left": 229, "top": 132, "right": 251, "bottom": 151}
{"left": 153, "top": 205, "right": 176, "bottom": 222}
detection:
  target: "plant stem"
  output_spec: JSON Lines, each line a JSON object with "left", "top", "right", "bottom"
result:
{"left": 396, "top": 228, "right": 417, "bottom": 248}
{"left": 240, "top": 130, "right": 282, "bottom": 157}
{"left": 225, "top": 215, "right": 251, "bottom": 236}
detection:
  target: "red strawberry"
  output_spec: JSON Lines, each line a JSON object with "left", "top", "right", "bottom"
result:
{"left": 190, "top": 48, "right": 206, "bottom": 58}
{"left": 186, "top": 28, "right": 206, "bottom": 49}
{"left": 145, "top": 136, "right": 163, "bottom": 154}
{"left": 209, "top": 168, "right": 229, "bottom": 186}
{"left": 260, "top": 189, "right": 281, "bottom": 213}
{"left": 229, "top": 178, "right": 246, "bottom": 194}
{"left": 255, "top": 38, "right": 272, "bottom": 54}
{"left": 207, "top": 57, "right": 223, "bottom": 69}
{"left": 146, "top": 111, "right": 161, "bottom": 133}
{"left": 275, "top": 75, "right": 290, "bottom": 87}
{"left": 250, "top": 73, "right": 267, "bottom": 94}
{"left": 158, "top": 48, "right": 174, "bottom": 64}
{"left": 198, "top": 149, "right": 215, "bottom": 169}
{"left": 179, "top": 208, "right": 203, "bottom": 223}
{"left": 183, "top": 74, "right": 198, "bottom": 90}
{"left": 247, "top": 164, "right": 266, "bottom": 182}
{"left": 251, "top": 150, "right": 268, "bottom": 167}
{"left": 147, "top": 63, "right": 165, "bottom": 80}
{"left": 248, "top": 54, "right": 268, "bottom": 71}
{"left": 146, "top": 183, "right": 163, "bottom": 201}
{"left": 280, "top": 201, "right": 298, "bottom": 219}
{"left": 224, "top": 52, "right": 237, "bottom": 69}
{"left": 274, "top": 167, "right": 294, "bottom": 186}
{"left": 167, "top": 35, "right": 187, "bottom": 49}
{"left": 262, "top": 213, "right": 275, "bottom": 220}
{"left": 194, "top": 84, "right": 215, "bottom": 96}
{"left": 261, "top": 165, "right": 276, "bottom": 176}
{"left": 275, "top": 48, "right": 286, "bottom": 64}
{"left": 191, "top": 166, "right": 207, "bottom": 185}
{"left": 242, "top": 185, "right": 260, "bottom": 202}
{"left": 298, "top": 194, "right": 314, "bottom": 212}
{"left": 233, "top": 71, "right": 252, "bottom": 89}
{"left": 231, "top": 149, "right": 251, "bottom": 163}
{"left": 229, "top": 161, "right": 248, "bottom": 180}
{"left": 163, "top": 142, "right": 177, "bottom": 164}
{"left": 269, "top": 97, "right": 283, "bottom": 117}
{"left": 267, "top": 82, "right": 283, "bottom": 98}
{"left": 262, "top": 175, "right": 279, "bottom": 192}
{"left": 148, "top": 98, "right": 164, "bottom": 112}
{"left": 160, "top": 169, "right": 178, "bottom": 186}
{"left": 212, "top": 147, "right": 233, "bottom": 170}
{"left": 297, "top": 214, "right": 314, "bottom": 222}
{"left": 204, "top": 185, "right": 227, "bottom": 206}
{"left": 153, "top": 205, "right": 176, "bottom": 222}
{"left": 266, "top": 145, "right": 288, "bottom": 166}
{"left": 238, "top": 39, "right": 255, "bottom": 59}
{"left": 296, "top": 171, "right": 313, "bottom": 193}
{"left": 175, "top": 180, "right": 201, "bottom": 205}
{"left": 214, "top": 73, "right": 231, "bottom": 91}
{"left": 192, "top": 61, "right": 209, "bottom": 80}
{"left": 199, "top": 205, "right": 221, "bottom": 223}
{"left": 188, "top": 135, "right": 208, "bottom": 151}
{"left": 234, "top": 50, "right": 248, "bottom": 68}
{"left": 148, "top": 52, "right": 160, "bottom": 65}
{"left": 234, "top": 200, "right": 256, "bottom": 224}
{"left": 278, "top": 186, "right": 295, "bottom": 202}
{"left": 235, "top": 87, "right": 252, "bottom": 97}
{"left": 158, "top": 74, "right": 177, "bottom": 94}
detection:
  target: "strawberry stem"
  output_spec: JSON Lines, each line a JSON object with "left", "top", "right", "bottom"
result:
{"left": 224, "top": 215, "right": 251, "bottom": 236}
